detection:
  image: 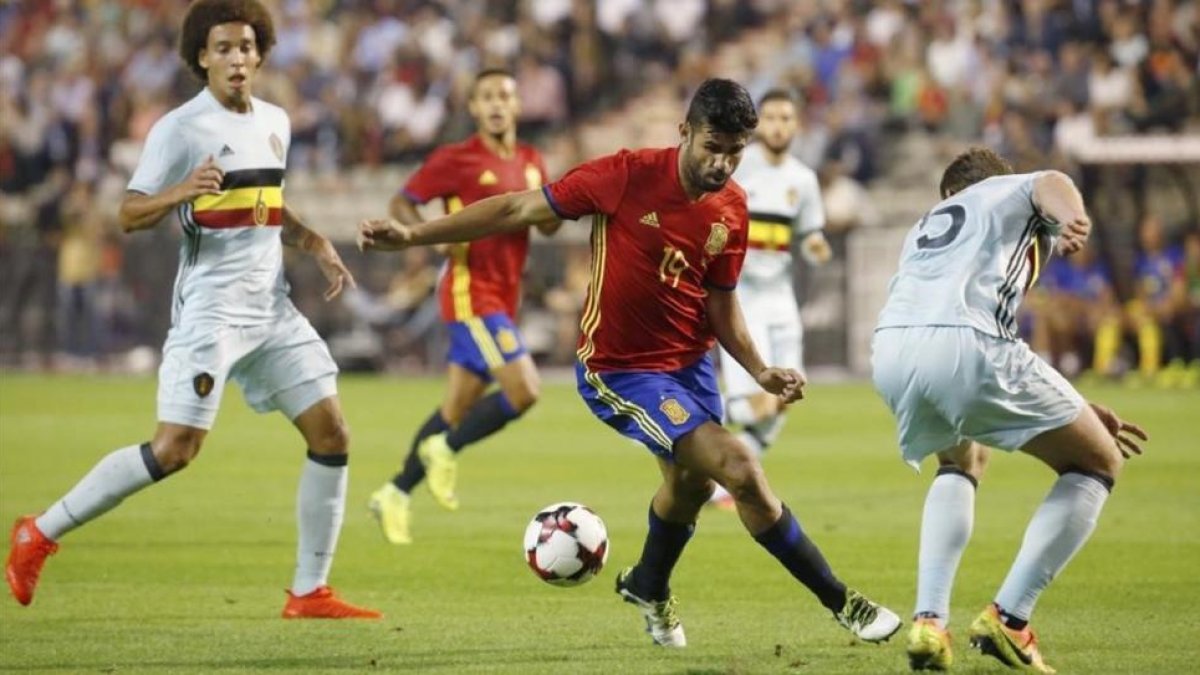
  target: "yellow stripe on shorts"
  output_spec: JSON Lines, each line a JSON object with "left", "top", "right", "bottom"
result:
{"left": 584, "top": 371, "right": 673, "bottom": 450}
{"left": 467, "top": 318, "right": 504, "bottom": 369}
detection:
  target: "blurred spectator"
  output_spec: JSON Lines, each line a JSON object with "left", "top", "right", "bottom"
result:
{"left": 1177, "top": 229, "right": 1200, "bottom": 386}
{"left": 1127, "top": 213, "right": 1188, "bottom": 382}
{"left": 55, "top": 181, "right": 107, "bottom": 368}
{"left": 1030, "top": 247, "right": 1121, "bottom": 378}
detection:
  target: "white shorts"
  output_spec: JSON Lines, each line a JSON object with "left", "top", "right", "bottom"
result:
{"left": 871, "top": 326, "right": 1084, "bottom": 467}
{"left": 157, "top": 311, "right": 339, "bottom": 430}
{"left": 720, "top": 289, "right": 803, "bottom": 400}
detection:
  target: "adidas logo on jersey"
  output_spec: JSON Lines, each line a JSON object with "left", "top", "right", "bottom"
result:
{"left": 219, "top": 144, "right": 235, "bottom": 157}
{"left": 479, "top": 170, "right": 498, "bottom": 185}
{"left": 639, "top": 212, "right": 660, "bottom": 227}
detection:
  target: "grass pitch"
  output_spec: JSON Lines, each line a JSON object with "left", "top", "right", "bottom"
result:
{"left": 1, "top": 375, "right": 1197, "bottom": 673}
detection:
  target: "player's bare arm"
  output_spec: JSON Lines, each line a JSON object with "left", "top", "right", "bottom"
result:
{"left": 705, "top": 288, "right": 805, "bottom": 403}
{"left": 358, "top": 189, "right": 560, "bottom": 252}
{"left": 282, "top": 205, "right": 356, "bottom": 300}
{"left": 1033, "top": 171, "right": 1091, "bottom": 256}
{"left": 1088, "top": 402, "right": 1148, "bottom": 458}
{"left": 118, "top": 156, "right": 223, "bottom": 233}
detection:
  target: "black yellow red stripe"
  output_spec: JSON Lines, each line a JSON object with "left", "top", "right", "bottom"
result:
{"left": 191, "top": 168, "right": 285, "bottom": 229}
{"left": 747, "top": 212, "right": 792, "bottom": 251}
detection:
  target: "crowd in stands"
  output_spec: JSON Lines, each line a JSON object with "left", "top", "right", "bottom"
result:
{"left": 1, "top": 0, "right": 1197, "bottom": 384}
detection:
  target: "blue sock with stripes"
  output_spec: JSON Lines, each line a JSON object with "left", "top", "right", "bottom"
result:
{"left": 631, "top": 505, "right": 695, "bottom": 602}
{"left": 392, "top": 410, "right": 450, "bottom": 493}
{"left": 446, "top": 392, "right": 522, "bottom": 453}
{"left": 754, "top": 504, "right": 847, "bottom": 612}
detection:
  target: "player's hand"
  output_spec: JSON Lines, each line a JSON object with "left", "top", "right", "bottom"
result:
{"left": 1090, "top": 402, "right": 1148, "bottom": 459}
{"left": 756, "top": 367, "right": 806, "bottom": 404}
{"left": 800, "top": 232, "right": 833, "bottom": 265}
{"left": 314, "top": 240, "right": 357, "bottom": 301}
{"left": 175, "top": 155, "right": 224, "bottom": 202}
{"left": 357, "top": 218, "right": 413, "bottom": 252}
{"left": 1055, "top": 217, "right": 1091, "bottom": 256}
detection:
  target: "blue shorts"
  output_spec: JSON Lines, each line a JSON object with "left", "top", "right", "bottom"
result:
{"left": 447, "top": 313, "right": 527, "bottom": 382}
{"left": 575, "top": 355, "right": 723, "bottom": 459}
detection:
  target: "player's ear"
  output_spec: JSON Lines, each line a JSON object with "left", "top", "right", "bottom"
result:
{"left": 678, "top": 122, "right": 691, "bottom": 143}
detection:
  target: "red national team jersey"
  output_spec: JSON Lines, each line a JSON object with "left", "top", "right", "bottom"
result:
{"left": 403, "top": 135, "right": 547, "bottom": 322}
{"left": 543, "top": 147, "right": 748, "bottom": 372}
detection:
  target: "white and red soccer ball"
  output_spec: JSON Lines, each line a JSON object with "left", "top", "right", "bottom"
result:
{"left": 523, "top": 502, "right": 609, "bottom": 587}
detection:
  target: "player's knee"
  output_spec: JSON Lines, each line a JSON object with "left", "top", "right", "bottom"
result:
{"left": 671, "top": 470, "right": 717, "bottom": 504}
{"left": 310, "top": 418, "right": 351, "bottom": 455}
{"left": 504, "top": 380, "right": 540, "bottom": 413}
{"left": 720, "top": 454, "right": 769, "bottom": 505}
{"left": 151, "top": 431, "right": 204, "bottom": 474}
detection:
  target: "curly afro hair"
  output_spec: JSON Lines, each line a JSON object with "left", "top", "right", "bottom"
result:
{"left": 178, "top": 0, "right": 276, "bottom": 82}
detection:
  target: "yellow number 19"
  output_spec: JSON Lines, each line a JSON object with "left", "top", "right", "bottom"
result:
{"left": 658, "top": 246, "right": 689, "bottom": 288}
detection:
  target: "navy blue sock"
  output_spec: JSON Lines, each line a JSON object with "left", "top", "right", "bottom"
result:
{"left": 754, "top": 504, "right": 847, "bottom": 612}
{"left": 392, "top": 410, "right": 450, "bottom": 493}
{"left": 631, "top": 505, "right": 695, "bottom": 602}
{"left": 445, "top": 391, "right": 521, "bottom": 453}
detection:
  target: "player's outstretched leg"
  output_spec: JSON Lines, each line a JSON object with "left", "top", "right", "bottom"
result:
{"left": 6, "top": 427, "right": 195, "bottom": 606}
{"left": 678, "top": 422, "right": 901, "bottom": 643}
{"left": 369, "top": 409, "right": 448, "bottom": 544}
{"left": 285, "top": 398, "right": 380, "bottom": 619}
{"left": 969, "top": 405, "right": 1126, "bottom": 672}
{"left": 424, "top": 357, "right": 538, "bottom": 511}
{"left": 908, "top": 441, "right": 988, "bottom": 670}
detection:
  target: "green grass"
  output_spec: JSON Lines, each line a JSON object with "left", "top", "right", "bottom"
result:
{"left": 0, "top": 375, "right": 1197, "bottom": 674}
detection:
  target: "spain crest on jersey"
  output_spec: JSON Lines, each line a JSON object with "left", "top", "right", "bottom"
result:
{"left": 705, "top": 222, "right": 729, "bottom": 256}
{"left": 659, "top": 398, "right": 690, "bottom": 425}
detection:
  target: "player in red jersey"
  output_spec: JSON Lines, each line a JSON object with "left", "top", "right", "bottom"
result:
{"left": 368, "top": 69, "right": 559, "bottom": 545}
{"left": 358, "top": 79, "right": 900, "bottom": 647}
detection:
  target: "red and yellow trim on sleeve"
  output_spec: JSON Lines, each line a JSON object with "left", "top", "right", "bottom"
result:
{"left": 746, "top": 212, "right": 793, "bottom": 252}
{"left": 444, "top": 196, "right": 475, "bottom": 320}
{"left": 576, "top": 214, "right": 608, "bottom": 365}
{"left": 191, "top": 168, "right": 285, "bottom": 229}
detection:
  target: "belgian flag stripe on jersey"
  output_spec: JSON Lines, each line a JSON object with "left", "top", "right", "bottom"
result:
{"left": 220, "top": 168, "right": 285, "bottom": 190}
{"left": 192, "top": 168, "right": 284, "bottom": 229}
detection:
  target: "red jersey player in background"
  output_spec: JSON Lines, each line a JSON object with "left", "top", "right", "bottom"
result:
{"left": 359, "top": 79, "right": 900, "bottom": 648}
{"left": 368, "top": 69, "right": 558, "bottom": 545}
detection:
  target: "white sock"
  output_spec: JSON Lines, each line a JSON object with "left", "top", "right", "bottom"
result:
{"left": 748, "top": 414, "right": 786, "bottom": 451}
{"left": 292, "top": 455, "right": 347, "bottom": 595}
{"left": 994, "top": 472, "right": 1111, "bottom": 620}
{"left": 725, "top": 397, "right": 756, "bottom": 426}
{"left": 36, "top": 443, "right": 162, "bottom": 541}
{"left": 709, "top": 483, "right": 731, "bottom": 503}
{"left": 914, "top": 470, "right": 976, "bottom": 623}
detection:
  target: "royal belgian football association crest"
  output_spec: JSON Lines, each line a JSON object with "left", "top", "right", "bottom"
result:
{"left": 705, "top": 222, "right": 729, "bottom": 256}
{"left": 193, "top": 372, "right": 215, "bottom": 398}
{"left": 268, "top": 133, "right": 284, "bottom": 161}
{"left": 659, "top": 398, "right": 690, "bottom": 425}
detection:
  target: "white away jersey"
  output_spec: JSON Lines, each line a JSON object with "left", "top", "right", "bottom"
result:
{"left": 128, "top": 88, "right": 292, "bottom": 326}
{"left": 733, "top": 143, "right": 824, "bottom": 290}
{"left": 875, "top": 172, "right": 1060, "bottom": 340}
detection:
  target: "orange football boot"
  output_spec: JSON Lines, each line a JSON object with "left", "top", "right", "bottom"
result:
{"left": 6, "top": 516, "right": 58, "bottom": 606}
{"left": 281, "top": 586, "right": 382, "bottom": 619}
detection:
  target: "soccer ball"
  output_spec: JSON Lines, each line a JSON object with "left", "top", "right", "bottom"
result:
{"left": 523, "top": 502, "right": 609, "bottom": 587}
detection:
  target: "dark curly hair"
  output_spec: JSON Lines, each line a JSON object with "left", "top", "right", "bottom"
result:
{"left": 685, "top": 78, "right": 758, "bottom": 135}
{"left": 940, "top": 147, "right": 1014, "bottom": 198}
{"left": 179, "top": 0, "right": 276, "bottom": 82}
